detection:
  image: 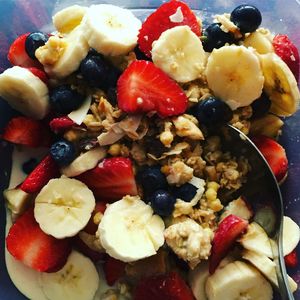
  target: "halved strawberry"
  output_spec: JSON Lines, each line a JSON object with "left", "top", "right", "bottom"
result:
{"left": 209, "top": 214, "right": 248, "bottom": 274}
{"left": 117, "top": 60, "right": 188, "bottom": 118}
{"left": 104, "top": 255, "right": 126, "bottom": 286}
{"left": 84, "top": 201, "right": 108, "bottom": 234}
{"left": 273, "top": 34, "right": 299, "bottom": 81}
{"left": 77, "top": 157, "right": 138, "bottom": 201}
{"left": 285, "top": 249, "right": 298, "bottom": 268}
{"left": 27, "top": 67, "right": 49, "bottom": 85}
{"left": 134, "top": 271, "right": 195, "bottom": 300}
{"left": 8, "top": 33, "right": 41, "bottom": 68}
{"left": 138, "top": 0, "right": 201, "bottom": 57}
{"left": 2, "top": 116, "right": 52, "bottom": 148}
{"left": 252, "top": 135, "right": 288, "bottom": 183}
{"left": 49, "top": 116, "right": 75, "bottom": 133}
{"left": 6, "top": 208, "right": 71, "bottom": 272}
{"left": 20, "top": 155, "right": 60, "bottom": 194}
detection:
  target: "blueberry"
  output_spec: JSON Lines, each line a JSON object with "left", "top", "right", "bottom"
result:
{"left": 137, "top": 166, "right": 168, "bottom": 195}
{"left": 172, "top": 183, "right": 197, "bottom": 202}
{"left": 230, "top": 5, "right": 262, "bottom": 33}
{"left": 251, "top": 93, "right": 271, "bottom": 119}
{"left": 50, "top": 85, "right": 85, "bottom": 114}
{"left": 50, "top": 139, "right": 76, "bottom": 166}
{"left": 80, "top": 54, "right": 121, "bottom": 90}
{"left": 22, "top": 158, "right": 38, "bottom": 174}
{"left": 202, "top": 23, "right": 235, "bottom": 52}
{"left": 25, "top": 32, "right": 48, "bottom": 59}
{"left": 190, "top": 96, "right": 233, "bottom": 126}
{"left": 149, "top": 190, "right": 176, "bottom": 217}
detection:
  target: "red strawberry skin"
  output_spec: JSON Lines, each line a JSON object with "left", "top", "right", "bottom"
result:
{"left": 284, "top": 249, "right": 298, "bottom": 268}
{"left": 27, "top": 67, "right": 49, "bottom": 85}
{"left": 77, "top": 157, "right": 138, "bottom": 202}
{"left": 252, "top": 135, "right": 288, "bottom": 182}
{"left": 209, "top": 214, "right": 248, "bottom": 274}
{"left": 104, "top": 255, "right": 126, "bottom": 286}
{"left": 273, "top": 34, "right": 299, "bottom": 81}
{"left": 138, "top": 0, "right": 201, "bottom": 57}
{"left": 2, "top": 116, "right": 52, "bottom": 148}
{"left": 20, "top": 155, "right": 60, "bottom": 194}
{"left": 134, "top": 271, "right": 195, "bottom": 300}
{"left": 6, "top": 209, "right": 71, "bottom": 272}
{"left": 117, "top": 60, "right": 188, "bottom": 118}
{"left": 8, "top": 33, "right": 41, "bottom": 68}
{"left": 84, "top": 201, "right": 108, "bottom": 234}
{"left": 49, "top": 116, "right": 75, "bottom": 133}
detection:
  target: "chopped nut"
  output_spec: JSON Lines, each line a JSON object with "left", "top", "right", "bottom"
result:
{"left": 173, "top": 115, "right": 204, "bottom": 140}
{"left": 160, "top": 121, "right": 174, "bottom": 147}
{"left": 108, "top": 143, "right": 122, "bottom": 156}
{"left": 166, "top": 161, "right": 194, "bottom": 186}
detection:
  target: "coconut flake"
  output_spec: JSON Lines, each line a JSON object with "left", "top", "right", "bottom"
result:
{"left": 68, "top": 95, "right": 92, "bottom": 125}
{"left": 169, "top": 7, "right": 184, "bottom": 23}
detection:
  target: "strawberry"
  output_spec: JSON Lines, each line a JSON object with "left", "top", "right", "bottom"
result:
{"left": 284, "top": 249, "right": 298, "bottom": 268}
{"left": 27, "top": 67, "right": 49, "bottom": 85}
{"left": 104, "top": 255, "right": 126, "bottom": 286}
{"left": 77, "top": 157, "right": 138, "bottom": 201}
{"left": 209, "top": 214, "right": 248, "bottom": 274}
{"left": 20, "top": 155, "right": 60, "bottom": 193}
{"left": 134, "top": 271, "right": 195, "bottom": 300}
{"left": 7, "top": 33, "right": 41, "bottom": 68}
{"left": 273, "top": 34, "right": 299, "bottom": 81}
{"left": 6, "top": 208, "right": 71, "bottom": 272}
{"left": 138, "top": 0, "right": 201, "bottom": 57}
{"left": 117, "top": 60, "right": 188, "bottom": 118}
{"left": 2, "top": 116, "right": 52, "bottom": 148}
{"left": 251, "top": 135, "right": 288, "bottom": 183}
{"left": 49, "top": 116, "right": 75, "bottom": 133}
{"left": 84, "top": 201, "right": 108, "bottom": 234}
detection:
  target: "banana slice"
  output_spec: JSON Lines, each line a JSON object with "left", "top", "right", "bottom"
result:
{"left": 34, "top": 178, "right": 95, "bottom": 239}
{"left": 206, "top": 45, "right": 264, "bottom": 110}
{"left": 61, "top": 147, "right": 106, "bottom": 177}
{"left": 260, "top": 53, "right": 300, "bottom": 116}
{"left": 243, "top": 30, "right": 274, "bottom": 54}
{"left": 205, "top": 261, "right": 273, "bottom": 300}
{"left": 83, "top": 4, "right": 141, "bottom": 56}
{"left": 39, "top": 250, "right": 99, "bottom": 300}
{"left": 283, "top": 216, "right": 300, "bottom": 256}
{"left": 0, "top": 66, "right": 50, "bottom": 120}
{"left": 53, "top": 5, "right": 87, "bottom": 34}
{"left": 44, "top": 24, "right": 89, "bottom": 78}
{"left": 98, "top": 195, "right": 165, "bottom": 262}
{"left": 239, "top": 222, "right": 273, "bottom": 258}
{"left": 152, "top": 25, "right": 206, "bottom": 83}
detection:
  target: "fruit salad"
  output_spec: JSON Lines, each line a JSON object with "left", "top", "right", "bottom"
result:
{"left": 1, "top": 1, "right": 300, "bottom": 299}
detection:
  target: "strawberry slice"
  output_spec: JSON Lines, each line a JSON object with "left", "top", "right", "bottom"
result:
{"left": 284, "top": 249, "right": 298, "bottom": 268}
{"left": 49, "top": 116, "right": 75, "bottom": 133}
{"left": 138, "top": 0, "right": 201, "bottom": 57}
{"left": 2, "top": 116, "right": 52, "bottom": 148}
{"left": 84, "top": 201, "right": 108, "bottom": 234}
{"left": 209, "top": 214, "right": 248, "bottom": 274}
{"left": 273, "top": 34, "right": 299, "bottom": 81}
{"left": 7, "top": 33, "right": 41, "bottom": 68}
{"left": 117, "top": 60, "right": 188, "bottom": 118}
{"left": 77, "top": 157, "right": 138, "bottom": 201}
{"left": 252, "top": 135, "right": 288, "bottom": 183}
{"left": 27, "top": 67, "right": 49, "bottom": 85}
{"left": 134, "top": 271, "right": 195, "bottom": 300}
{"left": 6, "top": 208, "right": 71, "bottom": 272}
{"left": 20, "top": 155, "right": 60, "bottom": 194}
{"left": 104, "top": 255, "right": 126, "bottom": 286}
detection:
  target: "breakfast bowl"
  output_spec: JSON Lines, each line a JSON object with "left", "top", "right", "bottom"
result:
{"left": 0, "top": 0, "right": 300, "bottom": 299}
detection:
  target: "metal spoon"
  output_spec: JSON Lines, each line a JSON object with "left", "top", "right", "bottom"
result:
{"left": 218, "top": 125, "right": 293, "bottom": 299}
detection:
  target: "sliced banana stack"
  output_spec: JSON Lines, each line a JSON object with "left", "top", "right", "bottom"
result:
{"left": 205, "top": 261, "right": 273, "bottom": 300}
{"left": 34, "top": 178, "right": 95, "bottom": 239}
{"left": 206, "top": 45, "right": 264, "bottom": 110}
{"left": 0, "top": 66, "right": 50, "bottom": 120}
{"left": 53, "top": 5, "right": 87, "bottom": 34}
{"left": 152, "top": 25, "right": 206, "bottom": 83}
{"left": 260, "top": 53, "right": 300, "bottom": 116}
{"left": 83, "top": 4, "right": 141, "bottom": 56}
{"left": 39, "top": 250, "right": 99, "bottom": 300}
{"left": 98, "top": 195, "right": 165, "bottom": 262}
